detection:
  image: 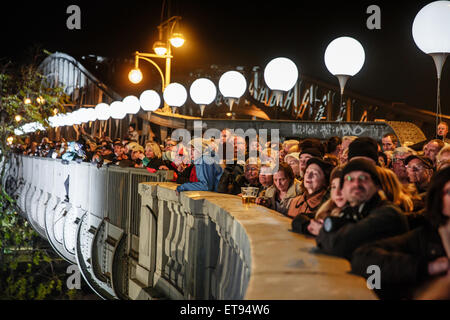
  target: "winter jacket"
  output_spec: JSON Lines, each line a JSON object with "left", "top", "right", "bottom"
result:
{"left": 351, "top": 221, "right": 446, "bottom": 287}
{"left": 316, "top": 193, "right": 409, "bottom": 260}
{"left": 216, "top": 162, "right": 244, "bottom": 194}
{"left": 142, "top": 156, "right": 165, "bottom": 170}
{"left": 230, "top": 174, "right": 263, "bottom": 195}
{"left": 259, "top": 179, "right": 303, "bottom": 217}
{"left": 176, "top": 156, "right": 223, "bottom": 193}
{"left": 287, "top": 188, "right": 330, "bottom": 219}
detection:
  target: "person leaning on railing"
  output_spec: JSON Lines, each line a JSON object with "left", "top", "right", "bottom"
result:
{"left": 137, "top": 141, "right": 168, "bottom": 172}
{"left": 292, "top": 166, "right": 345, "bottom": 236}
{"left": 175, "top": 138, "right": 223, "bottom": 196}
{"left": 256, "top": 162, "right": 303, "bottom": 216}
{"left": 287, "top": 157, "right": 333, "bottom": 220}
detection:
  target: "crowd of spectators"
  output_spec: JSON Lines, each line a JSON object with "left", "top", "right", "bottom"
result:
{"left": 12, "top": 121, "right": 450, "bottom": 300}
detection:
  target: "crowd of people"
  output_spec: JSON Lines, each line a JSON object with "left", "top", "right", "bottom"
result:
{"left": 12, "top": 121, "right": 450, "bottom": 299}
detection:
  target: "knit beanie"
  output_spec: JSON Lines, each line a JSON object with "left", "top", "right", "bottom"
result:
{"left": 340, "top": 158, "right": 381, "bottom": 187}
{"left": 300, "top": 147, "right": 323, "bottom": 158}
{"left": 306, "top": 157, "right": 335, "bottom": 187}
{"left": 348, "top": 137, "right": 379, "bottom": 163}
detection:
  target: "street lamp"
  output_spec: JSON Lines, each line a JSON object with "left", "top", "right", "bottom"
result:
{"left": 189, "top": 78, "right": 217, "bottom": 116}
{"left": 163, "top": 82, "right": 187, "bottom": 114}
{"left": 412, "top": 0, "right": 450, "bottom": 132}
{"left": 218, "top": 71, "right": 247, "bottom": 112}
{"left": 324, "top": 36, "right": 365, "bottom": 120}
{"left": 128, "top": 16, "right": 185, "bottom": 114}
{"left": 264, "top": 57, "right": 299, "bottom": 106}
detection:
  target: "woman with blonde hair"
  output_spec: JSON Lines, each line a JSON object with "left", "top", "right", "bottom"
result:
{"left": 138, "top": 141, "right": 166, "bottom": 171}
{"left": 376, "top": 166, "right": 415, "bottom": 213}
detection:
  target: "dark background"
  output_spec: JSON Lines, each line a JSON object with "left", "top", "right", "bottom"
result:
{"left": 1, "top": 0, "right": 449, "bottom": 114}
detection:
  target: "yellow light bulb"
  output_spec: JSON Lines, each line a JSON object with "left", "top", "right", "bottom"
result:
{"left": 170, "top": 33, "right": 185, "bottom": 48}
{"left": 153, "top": 40, "right": 167, "bottom": 56}
{"left": 128, "top": 68, "right": 143, "bottom": 84}
{"left": 7, "top": 136, "right": 13, "bottom": 144}
{"left": 53, "top": 108, "right": 58, "bottom": 115}
{"left": 15, "top": 115, "right": 22, "bottom": 122}
{"left": 24, "top": 98, "right": 31, "bottom": 104}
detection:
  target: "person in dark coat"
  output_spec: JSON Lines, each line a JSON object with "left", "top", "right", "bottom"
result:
{"left": 315, "top": 158, "right": 409, "bottom": 260}
{"left": 230, "top": 158, "right": 263, "bottom": 195}
{"left": 350, "top": 166, "right": 450, "bottom": 299}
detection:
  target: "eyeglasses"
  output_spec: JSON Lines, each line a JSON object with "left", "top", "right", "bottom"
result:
{"left": 392, "top": 158, "right": 406, "bottom": 164}
{"left": 405, "top": 165, "right": 426, "bottom": 171}
{"left": 345, "top": 174, "right": 370, "bottom": 183}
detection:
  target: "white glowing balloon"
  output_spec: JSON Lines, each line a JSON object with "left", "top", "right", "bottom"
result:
{"left": 110, "top": 101, "right": 127, "bottom": 119}
{"left": 324, "top": 37, "right": 365, "bottom": 76}
{"left": 264, "top": 57, "right": 299, "bottom": 91}
{"left": 84, "top": 107, "right": 97, "bottom": 122}
{"left": 163, "top": 83, "right": 188, "bottom": 107}
{"left": 139, "top": 90, "right": 161, "bottom": 111}
{"left": 412, "top": 1, "right": 450, "bottom": 54}
{"left": 218, "top": 71, "right": 247, "bottom": 98}
{"left": 190, "top": 78, "right": 217, "bottom": 105}
{"left": 123, "top": 95, "right": 141, "bottom": 114}
{"left": 95, "top": 103, "right": 111, "bottom": 120}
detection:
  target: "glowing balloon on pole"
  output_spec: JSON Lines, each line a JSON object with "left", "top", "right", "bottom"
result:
{"left": 139, "top": 90, "right": 161, "bottom": 112}
{"left": 264, "top": 57, "right": 299, "bottom": 106}
{"left": 163, "top": 83, "right": 187, "bottom": 114}
{"left": 189, "top": 78, "right": 217, "bottom": 116}
{"left": 218, "top": 71, "right": 247, "bottom": 111}
{"left": 412, "top": 0, "right": 450, "bottom": 131}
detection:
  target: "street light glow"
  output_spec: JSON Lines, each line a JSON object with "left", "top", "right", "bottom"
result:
{"left": 153, "top": 40, "right": 168, "bottom": 56}
{"left": 170, "top": 33, "right": 185, "bottom": 48}
{"left": 128, "top": 68, "right": 143, "bottom": 84}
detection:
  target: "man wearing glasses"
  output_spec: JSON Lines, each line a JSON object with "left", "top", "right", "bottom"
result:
{"left": 391, "top": 147, "right": 416, "bottom": 185}
{"left": 404, "top": 155, "right": 434, "bottom": 195}
{"left": 316, "top": 158, "right": 409, "bottom": 260}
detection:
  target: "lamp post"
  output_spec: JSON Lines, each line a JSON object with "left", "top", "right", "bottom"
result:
{"left": 412, "top": 0, "right": 450, "bottom": 134}
{"left": 128, "top": 16, "right": 185, "bottom": 114}
{"left": 324, "top": 36, "right": 365, "bottom": 121}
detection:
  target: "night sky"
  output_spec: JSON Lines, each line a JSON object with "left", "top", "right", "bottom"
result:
{"left": 2, "top": 0, "right": 449, "bottom": 114}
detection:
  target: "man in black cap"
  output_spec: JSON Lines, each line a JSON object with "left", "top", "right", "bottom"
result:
{"left": 347, "top": 137, "right": 379, "bottom": 165}
{"left": 405, "top": 154, "right": 434, "bottom": 196}
{"left": 316, "top": 158, "right": 409, "bottom": 260}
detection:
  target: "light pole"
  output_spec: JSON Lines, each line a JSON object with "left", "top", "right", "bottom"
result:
{"left": 128, "top": 16, "right": 185, "bottom": 114}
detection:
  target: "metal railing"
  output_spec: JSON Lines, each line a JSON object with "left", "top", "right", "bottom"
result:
{"left": 4, "top": 154, "right": 173, "bottom": 300}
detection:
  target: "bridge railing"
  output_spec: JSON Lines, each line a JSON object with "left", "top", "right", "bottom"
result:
{"left": 4, "top": 153, "right": 173, "bottom": 300}
{"left": 129, "top": 182, "right": 377, "bottom": 300}
{"left": 5, "top": 154, "right": 376, "bottom": 300}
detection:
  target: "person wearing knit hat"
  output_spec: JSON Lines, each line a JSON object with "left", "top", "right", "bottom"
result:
{"left": 285, "top": 152, "right": 301, "bottom": 178}
{"left": 287, "top": 157, "right": 333, "bottom": 219}
{"left": 299, "top": 147, "right": 324, "bottom": 178}
{"left": 316, "top": 157, "right": 409, "bottom": 260}
{"left": 348, "top": 137, "right": 379, "bottom": 165}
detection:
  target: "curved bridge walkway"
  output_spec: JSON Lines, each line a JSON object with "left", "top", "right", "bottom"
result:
{"left": 4, "top": 154, "right": 375, "bottom": 300}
